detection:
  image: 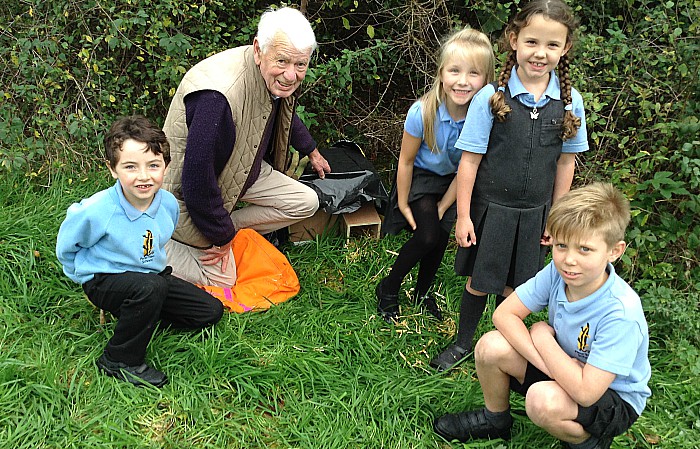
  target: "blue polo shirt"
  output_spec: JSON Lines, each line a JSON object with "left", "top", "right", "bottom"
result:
{"left": 404, "top": 101, "right": 465, "bottom": 176}
{"left": 516, "top": 261, "right": 652, "bottom": 415}
{"left": 456, "top": 66, "right": 589, "bottom": 155}
{"left": 56, "top": 181, "right": 179, "bottom": 284}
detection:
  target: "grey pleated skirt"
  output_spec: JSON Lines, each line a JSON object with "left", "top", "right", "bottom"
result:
{"left": 454, "top": 198, "right": 550, "bottom": 295}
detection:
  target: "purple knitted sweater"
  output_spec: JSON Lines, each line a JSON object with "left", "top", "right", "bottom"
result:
{"left": 181, "top": 90, "right": 317, "bottom": 246}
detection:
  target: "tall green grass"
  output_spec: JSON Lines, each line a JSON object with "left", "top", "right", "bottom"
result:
{"left": 0, "top": 172, "right": 697, "bottom": 448}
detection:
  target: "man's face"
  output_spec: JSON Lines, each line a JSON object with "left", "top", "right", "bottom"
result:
{"left": 253, "top": 34, "right": 312, "bottom": 98}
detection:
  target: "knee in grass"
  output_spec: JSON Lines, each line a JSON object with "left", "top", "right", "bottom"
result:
{"left": 475, "top": 330, "right": 514, "bottom": 366}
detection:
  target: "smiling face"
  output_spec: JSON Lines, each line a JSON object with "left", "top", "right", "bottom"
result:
{"left": 253, "top": 33, "right": 311, "bottom": 98}
{"left": 551, "top": 233, "right": 626, "bottom": 301}
{"left": 509, "top": 14, "right": 571, "bottom": 88}
{"left": 108, "top": 138, "right": 167, "bottom": 211}
{"left": 440, "top": 54, "right": 487, "bottom": 118}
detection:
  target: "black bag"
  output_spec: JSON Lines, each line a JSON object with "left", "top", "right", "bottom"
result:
{"left": 299, "top": 141, "right": 388, "bottom": 215}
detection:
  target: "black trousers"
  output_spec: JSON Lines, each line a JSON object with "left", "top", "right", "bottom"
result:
{"left": 83, "top": 267, "right": 224, "bottom": 365}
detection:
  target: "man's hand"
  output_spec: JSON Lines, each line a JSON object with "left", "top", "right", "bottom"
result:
{"left": 200, "top": 240, "right": 232, "bottom": 273}
{"left": 308, "top": 148, "right": 331, "bottom": 179}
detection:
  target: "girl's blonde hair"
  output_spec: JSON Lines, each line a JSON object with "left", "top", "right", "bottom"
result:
{"left": 420, "top": 28, "right": 495, "bottom": 153}
{"left": 490, "top": 0, "right": 581, "bottom": 140}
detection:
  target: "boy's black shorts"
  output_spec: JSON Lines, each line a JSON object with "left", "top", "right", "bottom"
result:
{"left": 509, "top": 362, "right": 639, "bottom": 438}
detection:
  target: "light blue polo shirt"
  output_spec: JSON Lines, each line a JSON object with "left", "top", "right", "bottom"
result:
{"left": 56, "top": 181, "right": 179, "bottom": 284}
{"left": 455, "top": 66, "right": 589, "bottom": 155}
{"left": 516, "top": 261, "right": 652, "bottom": 415}
{"left": 404, "top": 101, "right": 465, "bottom": 176}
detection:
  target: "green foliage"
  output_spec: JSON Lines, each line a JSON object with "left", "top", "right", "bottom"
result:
{"left": 0, "top": 0, "right": 698, "bottom": 293}
{"left": 0, "top": 0, "right": 261, "bottom": 170}
{"left": 572, "top": 0, "right": 699, "bottom": 292}
{"left": 642, "top": 283, "right": 700, "bottom": 348}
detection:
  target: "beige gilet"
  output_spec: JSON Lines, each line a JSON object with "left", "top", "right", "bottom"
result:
{"left": 162, "top": 46, "right": 295, "bottom": 248}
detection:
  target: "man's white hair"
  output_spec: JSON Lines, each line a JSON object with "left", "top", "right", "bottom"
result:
{"left": 256, "top": 7, "right": 317, "bottom": 54}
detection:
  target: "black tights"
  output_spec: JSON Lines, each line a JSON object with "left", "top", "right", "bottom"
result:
{"left": 383, "top": 195, "right": 450, "bottom": 297}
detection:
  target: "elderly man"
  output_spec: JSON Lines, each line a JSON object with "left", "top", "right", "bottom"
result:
{"left": 163, "top": 7, "right": 330, "bottom": 287}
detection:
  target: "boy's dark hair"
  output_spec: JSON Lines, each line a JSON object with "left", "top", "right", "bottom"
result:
{"left": 104, "top": 115, "right": 170, "bottom": 167}
{"left": 547, "top": 182, "right": 631, "bottom": 247}
{"left": 490, "top": 0, "right": 581, "bottom": 140}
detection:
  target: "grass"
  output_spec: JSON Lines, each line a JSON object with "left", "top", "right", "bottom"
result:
{"left": 0, "top": 171, "right": 698, "bottom": 448}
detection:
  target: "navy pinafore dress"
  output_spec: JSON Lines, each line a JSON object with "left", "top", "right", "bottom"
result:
{"left": 454, "top": 85, "right": 565, "bottom": 294}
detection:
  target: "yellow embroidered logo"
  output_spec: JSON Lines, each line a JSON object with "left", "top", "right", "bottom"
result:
{"left": 142, "top": 230, "right": 154, "bottom": 257}
{"left": 577, "top": 323, "right": 590, "bottom": 352}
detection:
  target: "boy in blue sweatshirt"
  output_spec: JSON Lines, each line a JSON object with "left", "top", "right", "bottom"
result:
{"left": 56, "top": 115, "right": 223, "bottom": 387}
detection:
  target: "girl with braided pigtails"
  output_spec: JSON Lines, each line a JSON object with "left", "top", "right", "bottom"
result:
{"left": 430, "top": 0, "right": 589, "bottom": 372}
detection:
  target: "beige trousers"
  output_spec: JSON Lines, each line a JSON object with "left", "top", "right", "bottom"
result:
{"left": 166, "top": 161, "right": 318, "bottom": 287}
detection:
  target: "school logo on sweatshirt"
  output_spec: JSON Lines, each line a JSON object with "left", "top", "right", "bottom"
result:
{"left": 141, "top": 230, "right": 154, "bottom": 263}
{"left": 575, "top": 322, "right": 591, "bottom": 359}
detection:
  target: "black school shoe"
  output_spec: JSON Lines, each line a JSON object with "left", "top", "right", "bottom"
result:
{"left": 376, "top": 278, "right": 399, "bottom": 323}
{"left": 97, "top": 353, "right": 168, "bottom": 388}
{"left": 429, "top": 343, "right": 468, "bottom": 371}
{"left": 415, "top": 292, "right": 443, "bottom": 321}
{"left": 433, "top": 408, "right": 512, "bottom": 442}
{"left": 561, "top": 436, "right": 613, "bottom": 449}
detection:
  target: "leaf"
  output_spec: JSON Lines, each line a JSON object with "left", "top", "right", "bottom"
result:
{"left": 644, "top": 433, "right": 661, "bottom": 444}
{"left": 366, "top": 25, "right": 374, "bottom": 39}
{"left": 342, "top": 17, "right": 350, "bottom": 30}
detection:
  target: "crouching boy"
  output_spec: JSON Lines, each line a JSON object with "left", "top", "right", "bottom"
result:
{"left": 433, "top": 182, "right": 651, "bottom": 449}
{"left": 56, "top": 115, "right": 224, "bottom": 388}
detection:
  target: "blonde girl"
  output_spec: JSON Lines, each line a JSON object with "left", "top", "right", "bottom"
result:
{"left": 377, "top": 28, "right": 495, "bottom": 323}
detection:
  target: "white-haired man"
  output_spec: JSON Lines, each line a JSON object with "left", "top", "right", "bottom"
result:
{"left": 163, "top": 7, "right": 331, "bottom": 287}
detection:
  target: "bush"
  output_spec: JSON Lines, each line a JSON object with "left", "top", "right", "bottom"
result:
{"left": 1, "top": 0, "right": 698, "bottom": 294}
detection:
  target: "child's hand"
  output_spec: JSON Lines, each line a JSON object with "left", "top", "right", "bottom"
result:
{"left": 200, "top": 241, "right": 232, "bottom": 273}
{"left": 540, "top": 229, "right": 552, "bottom": 246}
{"left": 399, "top": 205, "right": 417, "bottom": 231}
{"left": 455, "top": 216, "right": 476, "bottom": 247}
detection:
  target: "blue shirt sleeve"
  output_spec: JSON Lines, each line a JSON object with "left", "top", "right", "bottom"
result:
{"left": 586, "top": 314, "right": 643, "bottom": 376}
{"left": 455, "top": 84, "right": 495, "bottom": 154}
{"left": 515, "top": 262, "right": 558, "bottom": 313}
{"left": 562, "top": 87, "right": 588, "bottom": 153}
{"left": 403, "top": 101, "right": 424, "bottom": 139}
{"left": 56, "top": 193, "right": 112, "bottom": 283}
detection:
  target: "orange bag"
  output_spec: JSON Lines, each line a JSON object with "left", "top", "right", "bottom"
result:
{"left": 198, "top": 229, "right": 300, "bottom": 313}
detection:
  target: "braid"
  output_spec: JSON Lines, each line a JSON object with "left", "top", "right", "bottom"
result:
{"left": 489, "top": 52, "right": 516, "bottom": 122}
{"left": 558, "top": 54, "right": 581, "bottom": 140}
